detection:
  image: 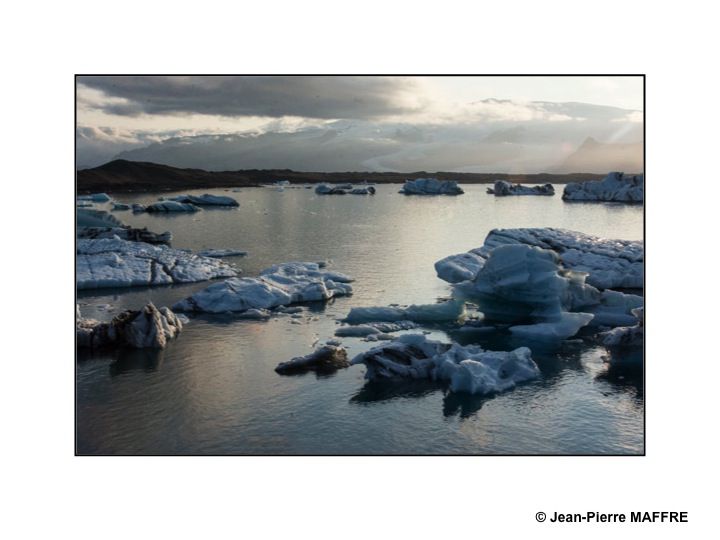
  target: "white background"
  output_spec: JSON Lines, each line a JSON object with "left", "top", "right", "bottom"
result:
{"left": 1, "top": 1, "right": 717, "bottom": 538}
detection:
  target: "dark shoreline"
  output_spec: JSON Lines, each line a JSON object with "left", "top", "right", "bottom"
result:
{"left": 76, "top": 159, "right": 616, "bottom": 194}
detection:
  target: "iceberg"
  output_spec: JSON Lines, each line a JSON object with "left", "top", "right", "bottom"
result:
{"left": 351, "top": 334, "right": 539, "bottom": 395}
{"left": 77, "top": 227, "right": 172, "bottom": 245}
{"left": 275, "top": 345, "right": 350, "bottom": 374}
{"left": 315, "top": 183, "right": 374, "bottom": 195}
{"left": 599, "top": 307, "right": 643, "bottom": 348}
{"left": 344, "top": 300, "right": 465, "bottom": 324}
{"left": 509, "top": 312, "right": 595, "bottom": 341}
{"left": 112, "top": 202, "right": 131, "bottom": 211}
{"left": 168, "top": 194, "right": 239, "bottom": 207}
{"left": 196, "top": 249, "right": 248, "bottom": 258}
{"left": 439, "top": 228, "right": 643, "bottom": 290}
{"left": 335, "top": 325, "right": 381, "bottom": 337}
{"left": 173, "top": 262, "right": 353, "bottom": 313}
{"left": 77, "top": 238, "right": 237, "bottom": 289}
{"left": 76, "top": 303, "right": 182, "bottom": 349}
{"left": 488, "top": 180, "right": 555, "bottom": 196}
{"left": 77, "top": 208, "right": 126, "bottom": 228}
{"left": 563, "top": 172, "right": 644, "bottom": 203}
{"left": 399, "top": 178, "right": 464, "bottom": 195}
{"left": 145, "top": 201, "right": 201, "bottom": 213}
{"left": 77, "top": 193, "right": 112, "bottom": 203}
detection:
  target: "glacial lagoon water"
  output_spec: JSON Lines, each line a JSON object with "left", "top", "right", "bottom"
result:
{"left": 76, "top": 184, "right": 644, "bottom": 455}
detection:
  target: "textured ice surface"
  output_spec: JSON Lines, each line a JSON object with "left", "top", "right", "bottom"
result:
{"left": 351, "top": 334, "right": 539, "bottom": 395}
{"left": 563, "top": 172, "right": 643, "bottom": 202}
{"left": 173, "top": 262, "right": 353, "bottom": 313}
{"left": 169, "top": 194, "right": 239, "bottom": 207}
{"left": 76, "top": 303, "right": 183, "bottom": 349}
{"left": 509, "top": 312, "right": 595, "bottom": 341}
{"left": 77, "top": 227, "right": 172, "bottom": 245}
{"left": 344, "top": 300, "right": 465, "bottom": 324}
{"left": 275, "top": 345, "right": 350, "bottom": 374}
{"left": 438, "top": 228, "right": 643, "bottom": 290}
{"left": 77, "top": 193, "right": 112, "bottom": 202}
{"left": 77, "top": 238, "right": 237, "bottom": 289}
{"left": 77, "top": 208, "right": 126, "bottom": 228}
{"left": 599, "top": 307, "right": 643, "bottom": 347}
{"left": 145, "top": 201, "right": 201, "bottom": 213}
{"left": 488, "top": 181, "right": 555, "bottom": 196}
{"left": 399, "top": 178, "right": 464, "bottom": 195}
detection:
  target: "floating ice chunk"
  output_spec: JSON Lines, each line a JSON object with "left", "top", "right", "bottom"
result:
{"left": 197, "top": 249, "right": 248, "bottom": 258}
{"left": 509, "top": 312, "right": 594, "bottom": 341}
{"left": 349, "top": 186, "right": 376, "bottom": 194}
{"left": 173, "top": 262, "right": 353, "bottom": 313}
{"left": 434, "top": 250, "right": 486, "bottom": 283}
{"left": 76, "top": 302, "right": 182, "bottom": 349}
{"left": 351, "top": 334, "right": 539, "bottom": 395}
{"left": 77, "top": 227, "right": 172, "bottom": 245}
{"left": 169, "top": 194, "right": 239, "bottom": 207}
{"left": 132, "top": 204, "right": 147, "bottom": 213}
{"left": 275, "top": 345, "right": 349, "bottom": 374}
{"left": 76, "top": 201, "right": 94, "bottom": 207}
{"left": 582, "top": 290, "right": 644, "bottom": 327}
{"left": 77, "top": 238, "right": 237, "bottom": 289}
{"left": 344, "top": 300, "right": 465, "bottom": 324}
{"left": 488, "top": 181, "right": 555, "bottom": 196}
{"left": 367, "top": 321, "right": 418, "bottom": 332}
{"left": 399, "top": 178, "right": 464, "bottom": 195}
{"left": 445, "top": 227, "right": 644, "bottom": 289}
{"left": 315, "top": 183, "right": 371, "bottom": 195}
{"left": 77, "top": 193, "right": 112, "bottom": 202}
{"left": 563, "top": 172, "right": 643, "bottom": 202}
{"left": 112, "top": 202, "right": 131, "bottom": 211}
{"left": 145, "top": 201, "right": 201, "bottom": 212}
{"left": 335, "top": 326, "right": 380, "bottom": 337}
{"left": 77, "top": 208, "right": 126, "bottom": 228}
{"left": 599, "top": 307, "right": 643, "bottom": 348}
{"left": 325, "top": 338, "right": 343, "bottom": 346}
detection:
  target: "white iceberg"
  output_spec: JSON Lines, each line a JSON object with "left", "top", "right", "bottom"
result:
{"left": 344, "top": 300, "right": 465, "bottom": 324}
{"left": 563, "top": 172, "right": 643, "bottom": 203}
{"left": 509, "top": 312, "right": 595, "bottom": 341}
{"left": 440, "top": 228, "right": 643, "bottom": 290}
{"left": 169, "top": 194, "right": 239, "bottom": 207}
{"left": 197, "top": 249, "right": 248, "bottom": 258}
{"left": 399, "top": 178, "right": 464, "bottom": 195}
{"left": 488, "top": 180, "right": 555, "bottom": 196}
{"left": 77, "top": 237, "right": 237, "bottom": 289}
{"left": 77, "top": 303, "right": 183, "bottom": 349}
{"left": 351, "top": 334, "right": 539, "bottom": 395}
{"left": 172, "top": 262, "right": 353, "bottom": 313}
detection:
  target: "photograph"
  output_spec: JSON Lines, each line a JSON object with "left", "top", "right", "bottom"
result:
{"left": 75, "top": 75, "right": 645, "bottom": 456}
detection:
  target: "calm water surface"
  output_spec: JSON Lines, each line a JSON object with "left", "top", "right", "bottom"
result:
{"left": 76, "top": 184, "right": 644, "bottom": 455}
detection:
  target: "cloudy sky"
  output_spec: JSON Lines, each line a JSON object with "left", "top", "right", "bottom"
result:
{"left": 76, "top": 76, "right": 644, "bottom": 173}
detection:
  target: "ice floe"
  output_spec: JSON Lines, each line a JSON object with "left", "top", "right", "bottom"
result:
{"left": 77, "top": 193, "right": 112, "bottom": 202}
{"left": 275, "top": 345, "right": 350, "bottom": 374}
{"left": 77, "top": 208, "right": 126, "bottom": 228}
{"left": 197, "top": 249, "right": 248, "bottom": 258}
{"left": 76, "top": 303, "right": 183, "bottom": 349}
{"left": 399, "top": 178, "right": 464, "bottom": 195}
{"left": 563, "top": 172, "right": 644, "bottom": 203}
{"left": 145, "top": 201, "right": 201, "bottom": 213}
{"left": 172, "top": 262, "right": 353, "bottom": 313}
{"left": 77, "top": 227, "right": 172, "bottom": 245}
{"left": 112, "top": 202, "right": 131, "bottom": 211}
{"left": 350, "top": 334, "right": 539, "bottom": 395}
{"left": 439, "top": 228, "right": 643, "bottom": 290}
{"left": 77, "top": 238, "right": 237, "bottom": 289}
{"left": 344, "top": 300, "right": 465, "bottom": 324}
{"left": 168, "top": 194, "right": 239, "bottom": 207}
{"left": 487, "top": 180, "right": 555, "bottom": 196}
{"left": 315, "top": 184, "right": 375, "bottom": 195}
{"left": 599, "top": 307, "right": 643, "bottom": 348}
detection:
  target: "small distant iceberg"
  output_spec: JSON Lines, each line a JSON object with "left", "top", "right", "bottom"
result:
{"left": 315, "top": 183, "right": 376, "bottom": 195}
{"left": 487, "top": 180, "right": 555, "bottom": 196}
{"left": 111, "top": 202, "right": 131, "bottom": 211}
{"left": 563, "top": 172, "right": 643, "bottom": 203}
{"left": 168, "top": 194, "right": 239, "bottom": 207}
{"left": 197, "top": 248, "right": 248, "bottom": 258}
{"left": 350, "top": 334, "right": 539, "bottom": 395}
{"left": 275, "top": 345, "right": 350, "bottom": 374}
{"left": 173, "top": 262, "right": 353, "bottom": 313}
{"left": 77, "top": 237, "right": 237, "bottom": 289}
{"left": 77, "top": 193, "right": 112, "bottom": 203}
{"left": 76, "top": 208, "right": 126, "bottom": 228}
{"left": 145, "top": 201, "right": 201, "bottom": 213}
{"left": 437, "top": 227, "right": 643, "bottom": 290}
{"left": 344, "top": 300, "right": 465, "bottom": 324}
{"left": 76, "top": 303, "right": 183, "bottom": 349}
{"left": 399, "top": 178, "right": 464, "bottom": 195}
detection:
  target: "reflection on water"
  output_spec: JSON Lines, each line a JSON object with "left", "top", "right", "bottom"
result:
{"left": 76, "top": 185, "right": 643, "bottom": 454}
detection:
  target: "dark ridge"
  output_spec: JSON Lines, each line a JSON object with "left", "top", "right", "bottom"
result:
{"left": 76, "top": 159, "right": 608, "bottom": 194}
